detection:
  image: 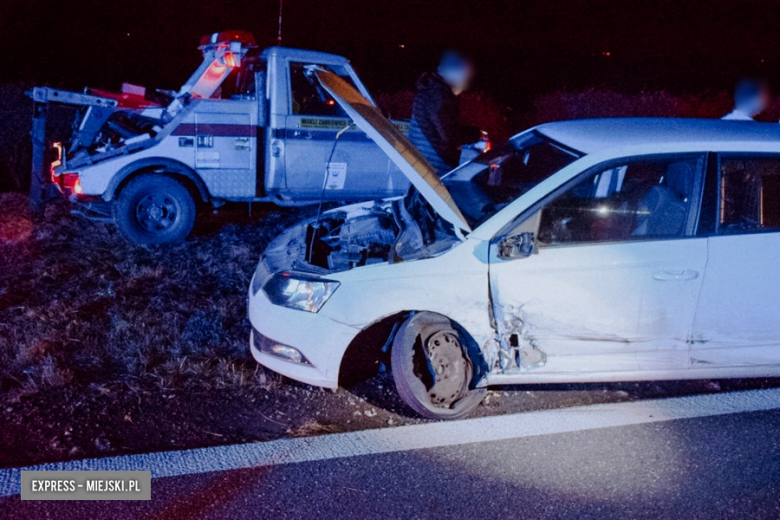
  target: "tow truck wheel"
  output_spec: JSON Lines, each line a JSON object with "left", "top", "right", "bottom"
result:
{"left": 391, "top": 312, "right": 485, "bottom": 420}
{"left": 114, "top": 174, "right": 196, "bottom": 245}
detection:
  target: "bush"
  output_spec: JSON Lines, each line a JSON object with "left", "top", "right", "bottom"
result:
{"left": 532, "top": 88, "right": 780, "bottom": 125}
{"left": 533, "top": 89, "right": 681, "bottom": 122}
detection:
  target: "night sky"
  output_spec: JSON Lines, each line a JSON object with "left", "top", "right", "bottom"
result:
{"left": 3, "top": 0, "right": 780, "bottom": 108}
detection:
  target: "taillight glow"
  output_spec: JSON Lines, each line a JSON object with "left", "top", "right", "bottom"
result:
{"left": 59, "top": 173, "right": 81, "bottom": 194}
{"left": 223, "top": 51, "right": 238, "bottom": 68}
{"left": 50, "top": 142, "right": 63, "bottom": 184}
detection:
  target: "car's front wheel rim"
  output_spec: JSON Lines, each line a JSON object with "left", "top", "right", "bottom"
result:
{"left": 424, "top": 330, "right": 470, "bottom": 407}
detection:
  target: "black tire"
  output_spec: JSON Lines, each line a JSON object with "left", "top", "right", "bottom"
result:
{"left": 113, "top": 174, "right": 196, "bottom": 245}
{"left": 391, "top": 312, "right": 485, "bottom": 420}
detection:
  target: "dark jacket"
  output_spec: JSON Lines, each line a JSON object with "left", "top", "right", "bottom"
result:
{"left": 408, "top": 72, "right": 482, "bottom": 176}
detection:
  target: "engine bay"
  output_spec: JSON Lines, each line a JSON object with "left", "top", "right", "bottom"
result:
{"left": 299, "top": 196, "right": 462, "bottom": 273}
{"left": 305, "top": 206, "right": 399, "bottom": 271}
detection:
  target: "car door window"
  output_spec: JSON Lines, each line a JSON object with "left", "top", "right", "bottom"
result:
{"left": 538, "top": 156, "right": 703, "bottom": 245}
{"left": 289, "top": 62, "right": 351, "bottom": 116}
{"left": 718, "top": 156, "right": 780, "bottom": 233}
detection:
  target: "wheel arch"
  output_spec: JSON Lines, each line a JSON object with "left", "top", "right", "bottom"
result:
{"left": 338, "top": 310, "right": 487, "bottom": 387}
{"left": 103, "top": 158, "right": 210, "bottom": 202}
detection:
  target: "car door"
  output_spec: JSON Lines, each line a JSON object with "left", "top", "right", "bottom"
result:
{"left": 691, "top": 153, "right": 780, "bottom": 367}
{"left": 488, "top": 154, "right": 708, "bottom": 373}
{"left": 283, "top": 61, "right": 407, "bottom": 200}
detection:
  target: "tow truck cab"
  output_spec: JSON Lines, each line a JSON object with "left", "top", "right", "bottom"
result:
{"left": 42, "top": 31, "right": 409, "bottom": 244}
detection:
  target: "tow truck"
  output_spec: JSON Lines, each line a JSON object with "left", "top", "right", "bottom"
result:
{"left": 30, "top": 30, "right": 410, "bottom": 244}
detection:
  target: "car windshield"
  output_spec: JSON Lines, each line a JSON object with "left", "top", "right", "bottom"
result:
{"left": 443, "top": 132, "right": 582, "bottom": 228}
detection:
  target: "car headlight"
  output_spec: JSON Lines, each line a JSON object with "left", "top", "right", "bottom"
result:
{"left": 262, "top": 272, "right": 340, "bottom": 313}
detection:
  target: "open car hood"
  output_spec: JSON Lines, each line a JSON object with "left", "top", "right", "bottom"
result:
{"left": 314, "top": 69, "right": 472, "bottom": 233}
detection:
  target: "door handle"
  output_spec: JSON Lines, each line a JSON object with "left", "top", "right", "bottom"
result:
{"left": 652, "top": 270, "right": 699, "bottom": 281}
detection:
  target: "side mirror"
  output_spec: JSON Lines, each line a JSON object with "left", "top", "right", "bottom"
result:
{"left": 497, "top": 232, "right": 535, "bottom": 260}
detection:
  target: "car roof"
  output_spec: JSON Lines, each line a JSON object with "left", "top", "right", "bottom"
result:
{"left": 535, "top": 118, "right": 780, "bottom": 154}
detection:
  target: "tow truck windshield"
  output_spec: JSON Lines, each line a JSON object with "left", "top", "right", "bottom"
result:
{"left": 443, "top": 132, "right": 582, "bottom": 228}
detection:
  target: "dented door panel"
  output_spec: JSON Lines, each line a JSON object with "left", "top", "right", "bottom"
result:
{"left": 488, "top": 238, "right": 707, "bottom": 374}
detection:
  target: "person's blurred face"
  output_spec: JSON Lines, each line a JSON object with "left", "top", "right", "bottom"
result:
{"left": 438, "top": 54, "right": 475, "bottom": 95}
{"left": 755, "top": 84, "right": 771, "bottom": 115}
{"left": 736, "top": 80, "right": 771, "bottom": 116}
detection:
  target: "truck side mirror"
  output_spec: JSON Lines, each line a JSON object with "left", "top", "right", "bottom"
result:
{"left": 497, "top": 232, "right": 535, "bottom": 260}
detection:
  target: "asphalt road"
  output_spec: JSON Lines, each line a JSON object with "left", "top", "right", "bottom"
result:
{"left": 3, "top": 391, "right": 780, "bottom": 519}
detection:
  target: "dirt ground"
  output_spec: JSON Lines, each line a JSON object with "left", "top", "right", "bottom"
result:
{"left": 2, "top": 192, "right": 780, "bottom": 469}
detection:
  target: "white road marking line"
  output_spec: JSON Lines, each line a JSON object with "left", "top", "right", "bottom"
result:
{"left": 2, "top": 388, "right": 780, "bottom": 497}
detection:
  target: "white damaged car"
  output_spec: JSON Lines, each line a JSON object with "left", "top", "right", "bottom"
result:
{"left": 249, "top": 70, "right": 780, "bottom": 419}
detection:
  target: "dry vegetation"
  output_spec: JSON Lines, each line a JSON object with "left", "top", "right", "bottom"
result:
{"left": 0, "top": 192, "right": 308, "bottom": 400}
{"left": 0, "top": 197, "right": 419, "bottom": 467}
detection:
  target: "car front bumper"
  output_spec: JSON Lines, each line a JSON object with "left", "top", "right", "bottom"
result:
{"left": 248, "top": 287, "right": 362, "bottom": 389}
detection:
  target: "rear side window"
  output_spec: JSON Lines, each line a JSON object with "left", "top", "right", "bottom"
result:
{"left": 719, "top": 156, "right": 780, "bottom": 233}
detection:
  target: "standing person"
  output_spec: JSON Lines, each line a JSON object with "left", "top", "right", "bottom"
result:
{"left": 722, "top": 79, "right": 769, "bottom": 121}
{"left": 408, "top": 50, "right": 483, "bottom": 176}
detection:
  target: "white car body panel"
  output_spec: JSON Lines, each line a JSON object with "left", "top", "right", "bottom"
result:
{"left": 488, "top": 238, "right": 708, "bottom": 374}
{"left": 319, "top": 236, "right": 492, "bottom": 343}
{"left": 247, "top": 289, "right": 362, "bottom": 388}
{"left": 248, "top": 236, "right": 492, "bottom": 388}
{"left": 692, "top": 233, "right": 780, "bottom": 366}
{"left": 249, "top": 118, "right": 780, "bottom": 388}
